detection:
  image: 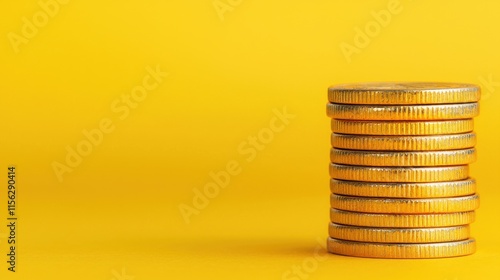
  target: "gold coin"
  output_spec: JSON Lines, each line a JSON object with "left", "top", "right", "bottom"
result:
{"left": 330, "top": 194, "right": 479, "bottom": 214}
{"left": 329, "top": 223, "right": 470, "bottom": 243}
{"left": 326, "top": 103, "right": 479, "bottom": 120}
{"left": 330, "top": 209, "right": 476, "bottom": 228}
{"left": 330, "top": 178, "right": 476, "bottom": 198}
{"left": 330, "top": 164, "right": 469, "bottom": 182}
{"left": 332, "top": 119, "right": 474, "bottom": 135}
{"left": 330, "top": 148, "right": 476, "bottom": 166}
{"left": 328, "top": 82, "right": 480, "bottom": 105}
{"left": 331, "top": 133, "right": 476, "bottom": 151}
{"left": 327, "top": 238, "right": 476, "bottom": 258}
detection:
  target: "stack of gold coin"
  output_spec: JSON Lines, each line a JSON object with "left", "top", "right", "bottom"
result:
{"left": 326, "top": 82, "right": 480, "bottom": 258}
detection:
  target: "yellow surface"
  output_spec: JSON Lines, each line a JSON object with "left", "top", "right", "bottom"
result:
{"left": 0, "top": 0, "right": 499, "bottom": 279}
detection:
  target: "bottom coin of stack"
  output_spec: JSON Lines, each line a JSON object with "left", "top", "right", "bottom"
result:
{"left": 326, "top": 82, "right": 481, "bottom": 258}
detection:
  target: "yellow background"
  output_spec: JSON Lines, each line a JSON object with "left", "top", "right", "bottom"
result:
{"left": 1, "top": 0, "right": 499, "bottom": 279}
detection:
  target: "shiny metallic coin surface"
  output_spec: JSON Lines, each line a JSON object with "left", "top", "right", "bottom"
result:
{"left": 330, "top": 148, "right": 476, "bottom": 167}
{"left": 331, "top": 133, "right": 477, "bottom": 151}
{"left": 328, "top": 82, "right": 480, "bottom": 105}
{"left": 329, "top": 223, "right": 470, "bottom": 243}
{"left": 330, "top": 194, "right": 480, "bottom": 214}
{"left": 327, "top": 238, "right": 476, "bottom": 258}
{"left": 330, "top": 179, "right": 477, "bottom": 198}
{"left": 330, "top": 209, "right": 476, "bottom": 228}
{"left": 327, "top": 103, "right": 479, "bottom": 120}
{"left": 329, "top": 164, "right": 469, "bottom": 182}
{"left": 331, "top": 119, "right": 474, "bottom": 135}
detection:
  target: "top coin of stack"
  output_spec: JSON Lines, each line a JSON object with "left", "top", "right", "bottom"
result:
{"left": 326, "top": 82, "right": 480, "bottom": 259}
